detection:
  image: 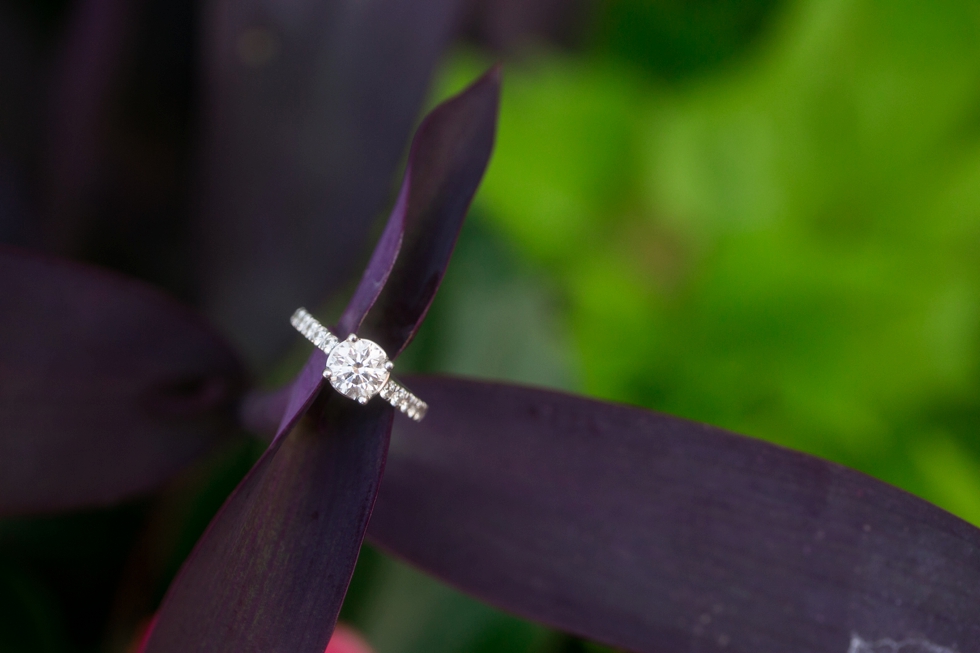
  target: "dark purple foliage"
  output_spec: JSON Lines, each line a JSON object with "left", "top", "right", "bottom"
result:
{"left": 371, "top": 377, "right": 980, "bottom": 652}
{"left": 2, "top": 1, "right": 980, "bottom": 651}
{"left": 144, "top": 393, "right": 392, "bottom": 653}
{"left": 0, "top": 246, "right": 242, "bottom": 516}
{"left": 142, "top": 70, "right": 502, "bottom": 653}
{"left": 193, "top": 0, "right": 470, "bottom": 369}
{"left": 244, "top": 65, "right": 501, "bottom": 440}
{"left": 341, "top": 65, "right": 501, "bottom": 354}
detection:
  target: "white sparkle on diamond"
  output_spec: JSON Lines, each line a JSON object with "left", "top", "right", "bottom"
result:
{"left": 325, "top": 339, "right": 390, "bottom": 402}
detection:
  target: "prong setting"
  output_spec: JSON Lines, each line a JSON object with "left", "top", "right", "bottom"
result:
{"left": 325, "top": 336, "right": 390, "bottom": 403}
{"left": 292, "top": 307, "right": 426, "bottom": 421}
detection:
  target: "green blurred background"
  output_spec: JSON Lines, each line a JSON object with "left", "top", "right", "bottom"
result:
{"left": 5, "top": 0, "right": 980, "bottom": 651}
{"left": 347, "top": 0, "right": 980, "bottom": 651}
{"left": 427, "top": 0, "right": 980, "bottom": 524}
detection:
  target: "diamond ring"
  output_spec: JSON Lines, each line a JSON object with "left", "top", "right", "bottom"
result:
{"left": 290, "top": 308, "right": 428, "bottom": 422}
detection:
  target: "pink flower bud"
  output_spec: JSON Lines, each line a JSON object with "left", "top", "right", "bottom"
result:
{"left": 133, "top": 616, "right": 372, "bottom": 653}
{"left": 325, "top": 624, "right": 374, "bottom": 653}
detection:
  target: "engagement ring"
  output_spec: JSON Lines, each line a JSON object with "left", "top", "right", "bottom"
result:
{"left": 291, "top": 308, "right": 428, "bottom": 421}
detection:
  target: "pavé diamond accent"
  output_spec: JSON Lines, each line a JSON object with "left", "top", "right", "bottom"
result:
{"left": 379, "top": 379, "right": 428, "bottom": 420}
{"left": 325, "top": 338, "right": 391, "bottom": 403}
{"left": 291, "top": 307, "right": 427, "bottom": 420}
{"left": 290, "top": 308, "right": 338, "bottom": 354}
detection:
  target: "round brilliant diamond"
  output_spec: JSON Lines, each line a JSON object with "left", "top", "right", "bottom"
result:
{"left": 325, "top": 339, "right": 391, "bottom": 402}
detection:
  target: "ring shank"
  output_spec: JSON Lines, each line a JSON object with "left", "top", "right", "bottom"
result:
{"left": 379, "top": 379, "right": 428, "bottom": 421}
{"left": 291, "top": 308, "right": 428, "bottom": 422}
{"left": 291, "top": 308, "right": 339, "bottom": 353}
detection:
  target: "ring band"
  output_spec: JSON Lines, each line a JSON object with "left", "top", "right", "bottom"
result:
{"left": 291, "top": 308, "right": 428, "bottom": 421}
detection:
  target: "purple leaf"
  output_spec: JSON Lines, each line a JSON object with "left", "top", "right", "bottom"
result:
{"left": 334, "top": 176, "right": 409, "bottom": 340}
{"left": 238, "top": 381, "right": 292, "bottom": 438}
{"left": 194, "top": 0, "right": 468, "bottom": 370}
{"left": 240, "top": 67, "right": 502, "bottom": 436}
{"left": 144, "top": 391, "right": 393, "bottom": 653}
{"left": 239, "top": 349, "right": 326, "bottom": 444}
{"left": 0, "top": 247, "right": 244, "bottom": 516}
{"left": 159, "top": 62, "right": 500, "bottom": 651}
{"left": 273, "top": 349, "right": 328, "bottom": 440}
{"left": 358, "top": 66, "right": 501, "bottom": 357}
{"left": 369, "top": 377, "right": 980, "bottom": 652}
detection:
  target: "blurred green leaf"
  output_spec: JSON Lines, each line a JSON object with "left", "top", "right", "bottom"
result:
{"left": 402, "top": 218, "right": 578, "bottom": 390}
{"left": 593, "top": 0, "right": 783, "bottom": 80}
{"left": 914, "top": 433, "right": 980, "bottom": 525}
{"left": 434, "top": 0, "right": 980, "bottom": 527}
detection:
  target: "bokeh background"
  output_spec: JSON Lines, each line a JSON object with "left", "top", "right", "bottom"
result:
{"left": 3, "top": 0, "right": 980, "bottom": 651}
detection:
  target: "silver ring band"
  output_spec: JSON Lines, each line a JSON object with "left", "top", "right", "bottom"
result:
{"left": 291, "top": 308, "right": 428, "bottom": 421}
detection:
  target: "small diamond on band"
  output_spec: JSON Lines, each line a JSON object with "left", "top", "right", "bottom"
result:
{"left": 291, "top": 308, "right": 427, "bottom": 421}
{"left": 379, "top": 379, "right": 428, "bottom": 422}
{"left": 290, "top": 309, "right": 338, "bottom": 353}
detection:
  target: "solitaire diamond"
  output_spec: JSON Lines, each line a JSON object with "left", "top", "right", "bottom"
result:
{"left": 292, "top": 308, "right": 426, "bottom": 420}
{"left": 325, "top": 337, "right": 391, "bottom": 403}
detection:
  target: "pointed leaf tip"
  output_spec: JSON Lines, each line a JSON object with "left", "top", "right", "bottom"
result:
{"left": 249, "top": 65, "right": 503, "bottom": 438}
{"left": 341, "top": 65, "right": 502, "bottom": 356}
{"left": 195, "top": 0, "right": 466, "bottom": 370}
